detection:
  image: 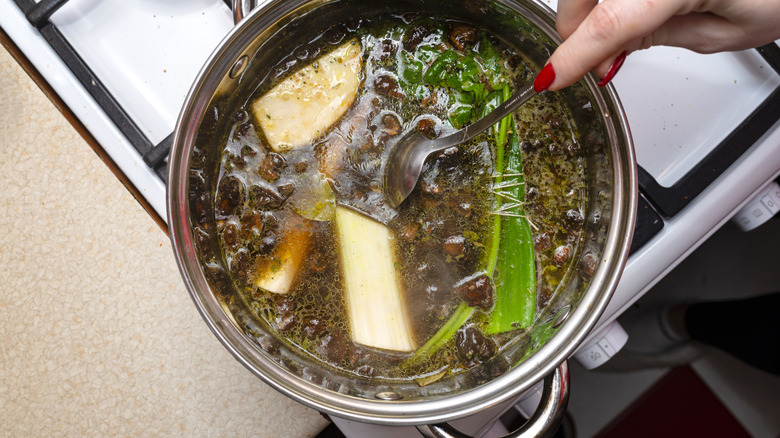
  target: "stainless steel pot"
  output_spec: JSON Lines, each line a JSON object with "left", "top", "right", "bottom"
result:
{"left": 168, "top": 0, "right": 637, "bottom": 436}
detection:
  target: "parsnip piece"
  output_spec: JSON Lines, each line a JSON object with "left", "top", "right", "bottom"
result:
{"left": 255, "top": 214, "right": 314, "bottom": 294}
{"left": 334, "top": 206, "right": 416, "bottom": 352}
{"left": 252, "top": 40, "right": 363, "bottom": 152}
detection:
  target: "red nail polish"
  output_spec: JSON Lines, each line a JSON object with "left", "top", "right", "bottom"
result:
{"left": 598, "top": 51, "right": 627, "bottom": 87}
{"left": 533, "top": 63, "right": 555, "bottom": 92}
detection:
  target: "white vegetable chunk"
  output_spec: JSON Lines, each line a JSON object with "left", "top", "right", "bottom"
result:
{"left": 252, "top": 39, "right": 363, "bottom": 152}
{"left": 335, "top": 206, "right": 416, "bottom": 352}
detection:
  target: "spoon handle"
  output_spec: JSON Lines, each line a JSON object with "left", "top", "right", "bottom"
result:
{"left": 427, "top": 82, "right": 537, "bottom": 152}
{"left": 462, "top": 82, "right": 537, "bottom": 141}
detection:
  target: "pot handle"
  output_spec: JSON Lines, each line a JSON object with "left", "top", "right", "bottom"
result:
{"left": 232, "top": 0, "right": 259, "bottom": 24}
{"left": 416, "top": 361, "right": 570, "bottom": 438}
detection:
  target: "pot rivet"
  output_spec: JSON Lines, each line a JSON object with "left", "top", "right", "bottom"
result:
{"left": 230, "top": 55, "right": 249, "bottom": 79}
{"left": 552, "top": 305, "right": 571, "bottom": 328}
{"left": 375, "top": 391, "right": 402, "bottom": 401}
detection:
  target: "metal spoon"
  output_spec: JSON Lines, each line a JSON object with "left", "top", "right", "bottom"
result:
{"left": 383, "top": 82, "right": 537, "bottom": 208}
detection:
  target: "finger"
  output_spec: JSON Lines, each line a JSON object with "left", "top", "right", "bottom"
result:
{"left": 590, "top": 13, "right": 744, "bottom": 80}
{"left": 595, "top": 50, "right": 627, "bottom": 87}
{"left": 543, "top": 0, "right": 694, "bottom": 90}
{"left": 589, "top": 11, "right": 765, "bottom": 85}
{"left": 656, "top": 12, "right": 777, "bottom": 53}
{"left": 556, "top": 0, "right": 599, "bottom": 40}
{"left": 591, "top": 10, "right": 778, "bottom": 80}
{"left": 591, "top": 50, "right": 622, "bottom": 79}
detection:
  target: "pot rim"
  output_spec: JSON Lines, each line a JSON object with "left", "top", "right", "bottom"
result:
{"left": 167, "top": 0, "right": 637, "bottom": 425}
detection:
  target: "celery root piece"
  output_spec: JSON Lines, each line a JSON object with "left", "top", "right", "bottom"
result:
{"left": 255, "top": 213, "right": 314, "bottom": 294}
{"left": 334, "top": 206, "right": 416, "bottom": 352}
{"left": 251, "top": 39, "right": 363, "bottom": 152}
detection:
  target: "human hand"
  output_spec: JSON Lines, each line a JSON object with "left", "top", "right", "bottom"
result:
{"left": 532, "top": 0, "right": 780, "bottom": 92}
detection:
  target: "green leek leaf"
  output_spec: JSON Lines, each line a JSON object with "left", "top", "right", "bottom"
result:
{"left": 485, "top": 114, "right": 536, "bottom": 334}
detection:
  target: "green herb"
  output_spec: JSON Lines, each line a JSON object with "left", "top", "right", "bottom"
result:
{"left": 448, "top": 90, "right": 475, "bottom": 128}
{"left": 407, "top": 37, "right": 508, "bottom": 128}
{"left": 423, "top": 50, "right": 459, "bottom": 85}
{"left": 399, "top": 52, "right": 423, "bottom": 84}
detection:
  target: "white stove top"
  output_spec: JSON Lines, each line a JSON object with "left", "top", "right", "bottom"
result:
{"left": 614, "top": 46, "right": 778, "bottom": 186}
{"left": 2, "top": 0, "right": 779, "bottom": 371}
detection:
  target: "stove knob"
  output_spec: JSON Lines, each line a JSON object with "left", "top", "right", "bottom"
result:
{"left": 573, "top": 321, "right": 629, "bottom": 370}
{"left": 731, "top": 181, "right": 780, "bottom": 232}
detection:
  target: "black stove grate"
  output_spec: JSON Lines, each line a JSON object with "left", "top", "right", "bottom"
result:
{"left": 8, "top": 0, "right": 780, "bottom": 252}
{"left": 13, "top": 0, "right": 235, "bottom": 183}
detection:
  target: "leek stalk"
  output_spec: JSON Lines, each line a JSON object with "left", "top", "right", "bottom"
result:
{"left": 410, "top": 301, "right": 473, "bottom": 361}
{"left": 335, "top": 206, "right": 416, "bottom": 352}
{"left": 413, "top": 84, "right": 537, "bottom": 358}
{"left": 485, "top": 119, "right": 536, "bottom": 333}
{"left": 483, "top": 84, "right": 536, "bottom": 333}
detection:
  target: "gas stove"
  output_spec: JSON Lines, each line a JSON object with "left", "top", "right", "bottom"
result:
{"left": 2, "top": 0, "right": 779, "bottom": 434}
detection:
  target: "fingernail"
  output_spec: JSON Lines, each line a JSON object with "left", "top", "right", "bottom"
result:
{"left": 598, "top": 51, "right": 627, "bottom": 87}
{"left": 533, "top": 63, "right": 555, "bottom": 92}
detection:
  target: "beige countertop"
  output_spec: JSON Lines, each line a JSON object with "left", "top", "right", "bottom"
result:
{"left": 0, "top": 46, "right": 328, "bottom": 436}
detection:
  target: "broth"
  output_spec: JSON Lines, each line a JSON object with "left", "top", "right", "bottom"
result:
{"left": 208, "top": 15, "right": 587, "bottom": 382}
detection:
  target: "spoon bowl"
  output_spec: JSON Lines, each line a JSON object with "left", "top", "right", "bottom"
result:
{"left": 383, "top": 81, "right": 538, "bottom": 207}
